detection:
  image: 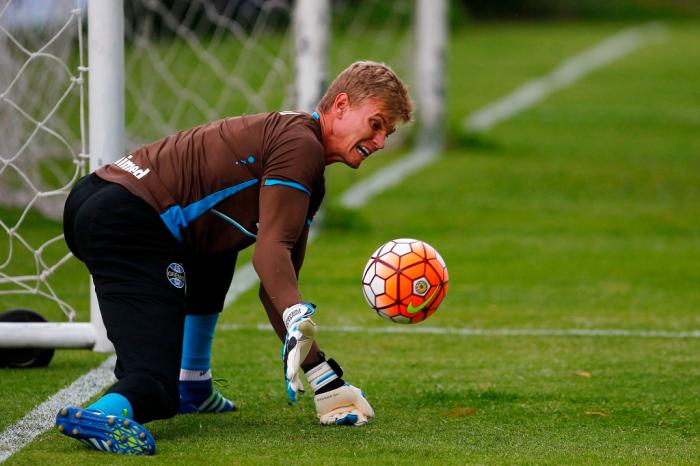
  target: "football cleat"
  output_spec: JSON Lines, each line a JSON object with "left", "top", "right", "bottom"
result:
{"left": 55, "top": 406, "right": 155, "bottom": 455}
{"left": 179, "top": 382, "right": 236, "bottom": 414}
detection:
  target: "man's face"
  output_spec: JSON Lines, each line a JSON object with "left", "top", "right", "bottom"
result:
{"left": 323, "top": 94, "right": 395, "bottom": 169}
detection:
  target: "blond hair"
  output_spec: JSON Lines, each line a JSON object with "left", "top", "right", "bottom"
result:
{"left": 317, "top": 61, "right": 413, "bottom": 126}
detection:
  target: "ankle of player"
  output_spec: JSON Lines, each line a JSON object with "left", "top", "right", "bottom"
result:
{"left": 179, "top": 368, "right": 212, "bottom": 382}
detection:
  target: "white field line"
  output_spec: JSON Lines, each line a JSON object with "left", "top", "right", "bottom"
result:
{"left": 1, "top": 23, "right": 669, "bottom": 462}
{"left": 219, "top": 323, "right": 700, "bottom": 339}
{"left": 0, "top": 355, "right": 116, "bottom": 463}
{"left": 465, "top": 22, "right": 667, "bottom": 132}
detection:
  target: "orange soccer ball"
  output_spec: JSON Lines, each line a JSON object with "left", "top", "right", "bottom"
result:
{"left": 361, "top": 238, "right": 449, "bottom": 324}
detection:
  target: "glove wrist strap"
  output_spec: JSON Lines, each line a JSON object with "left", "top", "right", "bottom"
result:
{"left": 305, "top": 358, "right": 343, "bottom": 393}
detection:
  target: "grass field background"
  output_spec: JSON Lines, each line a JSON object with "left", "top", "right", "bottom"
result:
{"left": 2, "top": 19, "right": 700, "bottom": 464}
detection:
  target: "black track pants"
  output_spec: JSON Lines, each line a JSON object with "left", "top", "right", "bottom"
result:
{"left": 64, "top": 174, "right": 238, "bottom": 422}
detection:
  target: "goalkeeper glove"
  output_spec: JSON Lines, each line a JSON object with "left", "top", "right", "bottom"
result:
{"left": 306, "top": 357, "right": 374, "bottom": 426}
{"left": 282, "top": 302, "right": 317, "bottom": 403}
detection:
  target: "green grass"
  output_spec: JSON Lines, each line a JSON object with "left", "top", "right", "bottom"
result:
{"left": 9, "top": 333, "right": 699, "bottom": 464}
{"left": 2, "top": 20, "right": 700, "bottom": 465}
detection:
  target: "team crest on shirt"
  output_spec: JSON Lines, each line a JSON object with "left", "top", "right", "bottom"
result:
{"left": 166, "top": 263, "right": 186, "bottom": 289}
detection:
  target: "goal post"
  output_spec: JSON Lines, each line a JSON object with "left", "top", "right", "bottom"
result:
{"left": 416, "top": 0, "right": 447, "bottom": 146}
{"left": 0, "top": 0, "right": 121, "bottom": 352}
{"left": 86, "top": 0, "right": 124, "bottom": 351}
{"left": 293, "top": 0, "right": 328, "bottom": 113}
{"left": 0, "top": 0, "right": 447, "bottom": 358}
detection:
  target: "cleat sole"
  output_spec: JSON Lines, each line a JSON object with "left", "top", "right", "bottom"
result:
{"left": 54, "top": 407, "right": 155, "bottom": 455}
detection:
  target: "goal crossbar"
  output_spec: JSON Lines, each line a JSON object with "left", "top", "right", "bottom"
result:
{"left": 0, "top": 322, "right": 96, "bottom": 349}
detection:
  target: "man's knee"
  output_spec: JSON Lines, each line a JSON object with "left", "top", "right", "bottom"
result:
{"left": 108, "top": 371, "right": 180, "bottom": 423}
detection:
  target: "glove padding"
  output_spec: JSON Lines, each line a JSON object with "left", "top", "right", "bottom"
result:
{"left": 286, "top": 373, "right": 305, "bottom": 402}
{"left": 282, "top": 303, "right": 317, "bottom": 403}
{"left": 314, "top": 383, "right": 374, "bottom": 426}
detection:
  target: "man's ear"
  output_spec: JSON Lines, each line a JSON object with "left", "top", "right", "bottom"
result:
{"left": 332, "top": 92, "right": 349, "bottom": 118}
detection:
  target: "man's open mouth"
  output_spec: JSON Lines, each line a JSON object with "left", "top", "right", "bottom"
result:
{"left": 356, "top": 144, "right": 370, "bottom": 158}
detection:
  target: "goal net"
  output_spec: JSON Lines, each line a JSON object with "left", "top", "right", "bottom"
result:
{"left": 0, "top": 0, "right": 87, "bottom": 323}
{"left": 122, "top": 0, "right": 423, "bottom": 146}
{"left": 0, "top": 0, "right": 445, "bottom": 352}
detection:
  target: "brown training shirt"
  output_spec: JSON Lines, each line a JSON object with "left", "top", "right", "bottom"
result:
{"left": 96, "top": 111, "right": 326, "bottom": 310}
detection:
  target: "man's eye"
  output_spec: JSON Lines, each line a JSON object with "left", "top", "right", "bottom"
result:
{"left": 371, "top": 121, "right": 381, "bottom": 130}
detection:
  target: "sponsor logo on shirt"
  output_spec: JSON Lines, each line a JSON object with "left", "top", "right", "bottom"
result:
{"left": 166, "top": 262, "right": 186, "bottom": 289}
{"left": 234, "top": 155, "right": 256, "bottom": 166}
{"left": 114, "top": 154, "right": 150, "bottom": 179}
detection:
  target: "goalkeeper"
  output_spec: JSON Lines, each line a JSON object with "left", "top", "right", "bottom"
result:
{"left": 56, "top": 61, "right": 412, "bottom": 455}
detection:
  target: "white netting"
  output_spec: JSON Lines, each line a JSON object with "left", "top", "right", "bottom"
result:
{"left": 0, "top": 0, "right": 421, "bottom": 323}
{"left": 124, "top": 0, "right": 295, "bottom": 146}
{"left": 330, "top": 0, "right": 415, "bottom": 147}
{"left": 330, "top": 0, "right": 414, "bottom": 80}
{"left": 0, "top": 0, "right": 86, "bottom": 320}
{"left": 124, "top": 0, "right": 416, "bottom": 146}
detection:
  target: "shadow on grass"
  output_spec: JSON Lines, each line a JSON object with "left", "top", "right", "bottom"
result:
{"left": 446, "top": 127, "right": 501, "bottom": 153}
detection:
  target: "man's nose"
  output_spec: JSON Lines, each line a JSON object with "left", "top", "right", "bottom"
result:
{"left": 373, "top": 132, "right": 386, "bottom": 150}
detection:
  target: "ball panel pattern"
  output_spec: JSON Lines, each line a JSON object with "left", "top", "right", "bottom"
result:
{"left": 361, "top": 239, "right": 448, "bottom": 324}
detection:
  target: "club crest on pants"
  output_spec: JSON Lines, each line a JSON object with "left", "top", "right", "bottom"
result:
{"left": 166, "top": 263, "right": 186, "bottom": 289}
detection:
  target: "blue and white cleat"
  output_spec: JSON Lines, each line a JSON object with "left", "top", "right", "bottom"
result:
{"left": 55, "top": 406, "right": 155, "bottom": 455}
{"left": 179, "top": 383, "right": 236, "bottom": 414}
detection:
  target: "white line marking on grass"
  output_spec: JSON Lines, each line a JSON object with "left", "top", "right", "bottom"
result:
{"left": 465, "top": 22, "right": 667, "bottom": 132}
{"left": 0, "top": 355, "right": 116, "bottom": 463}
{"left": 219, "top": 323, "right": 700, "bottom": 339}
